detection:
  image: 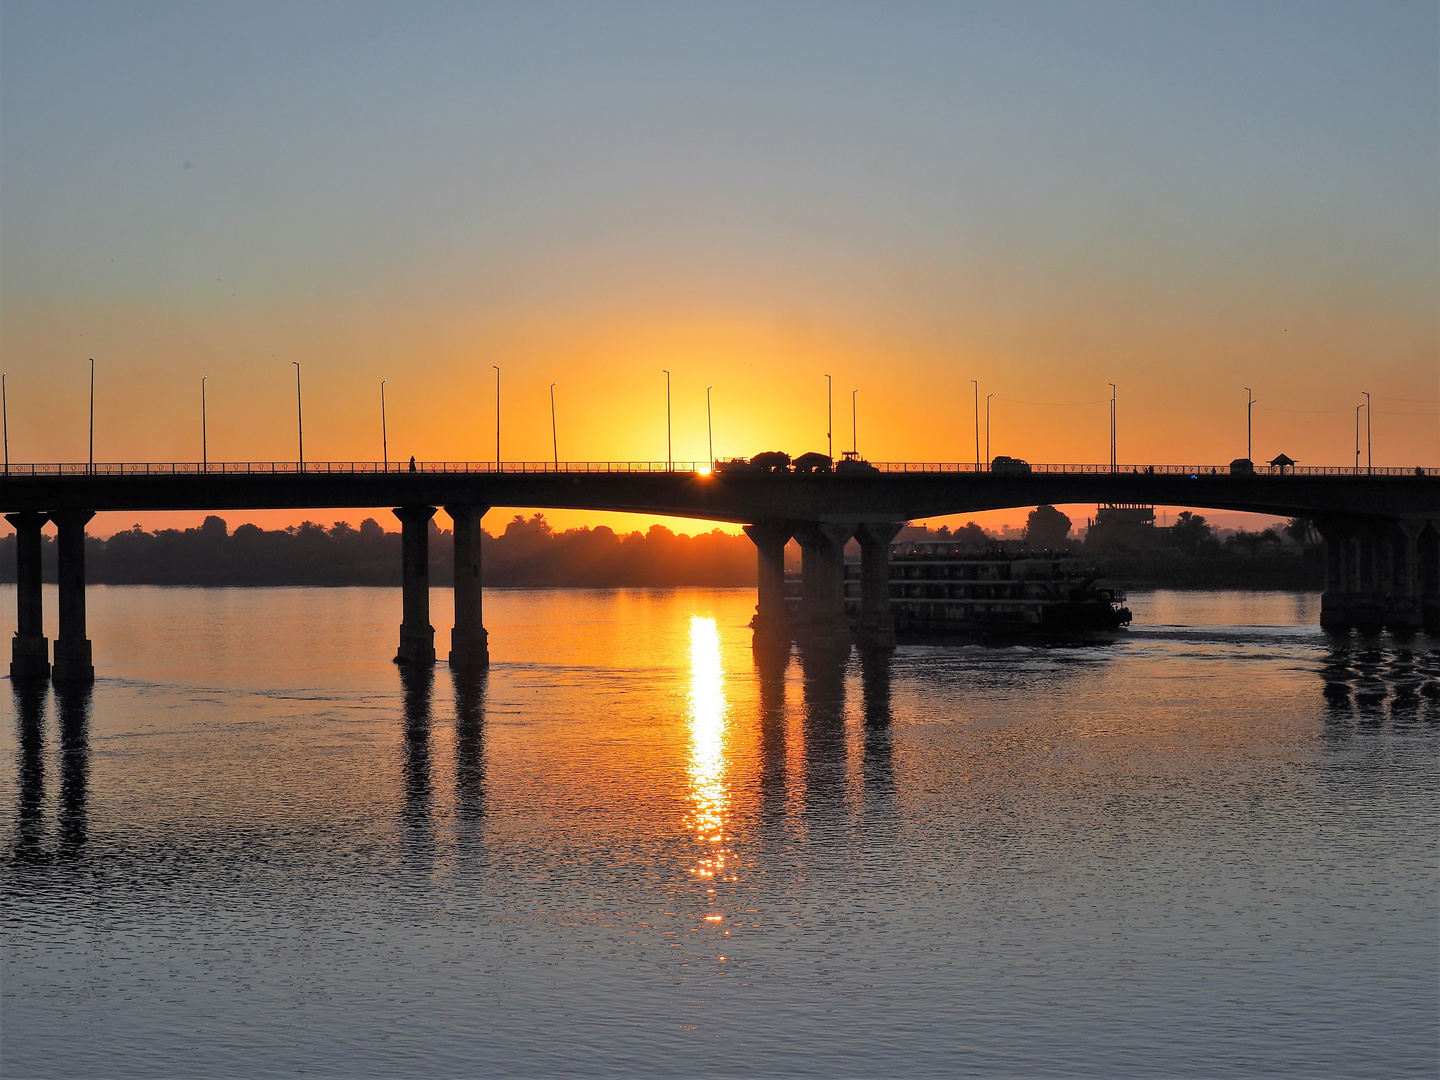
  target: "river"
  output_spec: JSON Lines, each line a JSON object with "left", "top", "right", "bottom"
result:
{"left": 2, "top": 586, "right": 1436, "bottom": 1077}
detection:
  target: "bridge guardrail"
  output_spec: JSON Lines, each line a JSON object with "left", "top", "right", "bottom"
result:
{"left": 0, "top": 461, "right": 1435, "bottom": 478}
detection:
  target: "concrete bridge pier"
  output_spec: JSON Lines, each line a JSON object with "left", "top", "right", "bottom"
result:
{"left": 744, "top": 521, "right": 795, "bottom": 650}
{"left": 1319, "top": 517, "right": 1437, "bottom": 632}
{"left": 446, "top": 504, "right": 490, "bottom": 671}
{"left": 854, "top": 522, "right": 903, "bottom": 651}
{"left": 1389, "top": 521, "right": 1425, "bottom": 631}
{"left": 1421, "top": 523, "right": 1440, "bottom": 630}
{"left": 51, "top": 510, "right": 95, "bottom": 683}
{"left": 394, "top": 506, "right": 437, "bottom": 665}
{"left": 792, "top": 522, "right": 856, "bottom": 652}
{"left": 6, "top": 511, "right": 49, "bottom": 680}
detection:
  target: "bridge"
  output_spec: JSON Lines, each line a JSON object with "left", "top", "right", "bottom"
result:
{"left": 4, "top": 459, "right": 1437, "bottom": 682}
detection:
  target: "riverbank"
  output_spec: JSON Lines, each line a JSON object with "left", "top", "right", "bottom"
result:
{"left": 0, "top": 515, "right": 1323, "bottom": 591}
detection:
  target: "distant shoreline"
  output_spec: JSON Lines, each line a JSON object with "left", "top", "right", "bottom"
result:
{"left": 0, "top": 513, "right": 1324, "bottom": 592}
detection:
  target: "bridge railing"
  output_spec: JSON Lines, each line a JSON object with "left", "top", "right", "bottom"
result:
{"left": 0, "top": 460, "right": 712, "bottom": 476}
{"left": 1, "top": 461, "right": 1436, "bottom": 478}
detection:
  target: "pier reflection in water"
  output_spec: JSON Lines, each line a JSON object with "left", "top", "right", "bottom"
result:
{"left": 10, "top": 681, "right": 90, "bottom": 864}
{"left": 398, "top": 665, "right": 434, "bottom": 843}
{"left": 2, "top": 586, "right": 1436, "bottom": 1079}
{"left": 54, "top": 684, "right": 91, "bottom": 856}
{"left": 11, "top": 682, "right": 46, "bottom": 862}
{"left": 452, "top": 669, "right": 486, "bottom": 823}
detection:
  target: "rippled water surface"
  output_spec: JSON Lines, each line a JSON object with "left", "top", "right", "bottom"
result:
{"left": 3, "top": 586, "right": 1437, "bottom": 1077}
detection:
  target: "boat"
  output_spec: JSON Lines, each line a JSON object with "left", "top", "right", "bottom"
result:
{"left": 784, "top": 541, "right": 1130, "bottom": 639}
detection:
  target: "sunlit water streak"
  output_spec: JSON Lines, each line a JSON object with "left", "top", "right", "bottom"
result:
{"left": 685, "top": 616, "right": 732, "bottom": 885}
{"left": 0, "top": 585, "right": 1435, "bottom": 1078}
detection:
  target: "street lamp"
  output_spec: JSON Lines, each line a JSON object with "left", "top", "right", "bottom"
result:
{"left": 89, "top": 358, "right": 95, "bottom": 474}
{"left": 1245, "top": 387, "right": 1256, "bottom": 463}
{"left": 970, "top": 380, "right": 979, "bottom": 470}
{"left": 1109, "top": 383, "right": 1117, "bottom": 472}
{"left": 2, "top": 372, "right": 8, "bottom": 475}
{"left": 706, "top": 385, "right": 714, "bottom": 467}
{"left": 825, "top": 374, "right": 833, "bottom": 461}
{"left": 550, "top": 382, "right": 558, "bottom": 469}
{"left": 202, "top": 376, "right": 208, "bottom": 469}
{"left": 381, "top": 379, "right": 388, "bottom": 469}
{"left": 852, "top": 389, "right": 858, "bottom": 456}
{"left": 1362, "top": 390, "right": 1371, "bottom": 474}
{"left": 493, "top": 365, "right": 501, "bottom": 468}
{"left": 1355, "top": 403, "right": 1364, "bottom": 472}
{"left": 663, "top": 369, "right": 672, "bottom": 470}
{"left": 292, "top": 362, "right": 304, "bottom": 472}
{"left": 986, "top": 392, "right": 993, "bottom": 464}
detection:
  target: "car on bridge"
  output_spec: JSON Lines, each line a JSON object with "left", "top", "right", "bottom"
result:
{"left": 990, "top": 456, "right": 1032, "bottom": 475}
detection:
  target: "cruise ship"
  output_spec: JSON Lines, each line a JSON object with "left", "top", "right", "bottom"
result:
{"left": 786, "top": 542, "right": 1130, "bottom": 639}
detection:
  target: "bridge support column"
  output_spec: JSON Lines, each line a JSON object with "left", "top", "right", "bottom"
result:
{"left": 792, "top": 522, "right": 856, "bottom": 652}
{"left": 394, "top": 506, "right": 437, "bottom": 666}
{"left": 1421, "top": 522, "right": 1440, "bottom": 630}
{"left": 744, "top": 522, "right": 795, "bottom": 650}
{"left": 854, "top": 522, "right": 903, "bottom": 651}
{"left": 1353, "top": 528, "right": 1385, "bottom": 631}
{"left": 7, "top": 511, "right": 49, "bottom": 681}
{"left": 1389, "top": 521, "right": 1424, "bottom": 631}
{"left": 52, "top": 510, "right": 95, "bottom": 683}
{"left": 446, "top": 504, "right": 489, "bottom": 671}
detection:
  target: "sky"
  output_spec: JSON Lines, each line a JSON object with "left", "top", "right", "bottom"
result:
{"left": 1, "top": 0, "right": 1436, "bottom": 537}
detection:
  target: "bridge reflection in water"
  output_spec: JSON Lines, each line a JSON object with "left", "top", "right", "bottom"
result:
{"left": 376, "top": 612, "right": 900, "bottom": 878}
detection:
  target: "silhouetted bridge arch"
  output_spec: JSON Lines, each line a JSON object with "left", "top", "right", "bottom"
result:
{"left": 5, "top": 460, "right": 1437, "bottom": 681}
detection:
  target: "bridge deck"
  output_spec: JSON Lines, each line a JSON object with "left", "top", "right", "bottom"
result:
{"left": 1, "top": 462, "right": 1435, "bottom": 523}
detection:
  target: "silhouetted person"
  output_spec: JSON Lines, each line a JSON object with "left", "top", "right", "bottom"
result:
{"left": 11, "top": 682, "right": 46, "bottom": 863}
{"left": 409, "top": 455, "right": 417, "bottom": 472}
{"left": 55, "top": 683, "right": 92, "bottom": 858}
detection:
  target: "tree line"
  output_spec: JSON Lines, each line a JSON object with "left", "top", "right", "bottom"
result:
{"left": 0, "top": 514, "right": 756, "bottom": 587}
{"left": 0, "top": 507, "right": 1321, "bottom": 589}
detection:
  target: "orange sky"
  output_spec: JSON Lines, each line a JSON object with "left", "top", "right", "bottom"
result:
{"left": 2, "top": 5, "right": 1435, "bottom": 538}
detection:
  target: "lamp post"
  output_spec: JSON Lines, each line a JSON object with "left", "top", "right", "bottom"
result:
{"left": 202, "top": 376, "right": 208, "bottom": 469}
{"left": 89, "top": 358, "right": 95, "bottom": 474}
{"left": 986, "top": 392, "right": 993, "bottom": 465}
{"left": 1362, "top": 390, "right": 1371, "bottom": 474}
{"left": 663, "top": 369, "right": 672, "bottom": 470}
{"left": 825, "top": 374, "right": 832, "bottom": 461}
{"left": 2, "top": 372, "right": 8, "bottom": 475}
{"left": 1108, "top": 383, "right": 1117, "bottom": 472}
{"left": 292, "top": 362, "right": 304, "bottom": 472}
{"left": 550, "top": 382, "right": 558, "bottom": 469}
{"left": 1355, "top": 403, "right": 1363, "bottom": 472}
{"left": 381, "top": 379, "right": 388, "bottom": 469}
{"left": 971, "top": 380, "right": 979, "bottom": 470}
{"left": 706, "top": 385, "right": 714, "bottom": 467}
{"left": 851, "top": 389, "right": 858, "bottom": 456}
{"left": 1245, "top": 387, "right": 1255, "bottom": 462}
{"left": 493, "top": 365, "right": 500, "bottom": 468}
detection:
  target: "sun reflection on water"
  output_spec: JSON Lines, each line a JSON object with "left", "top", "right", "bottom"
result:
{"left": 686, "top": 616, "right": 732, "bottom": 881}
